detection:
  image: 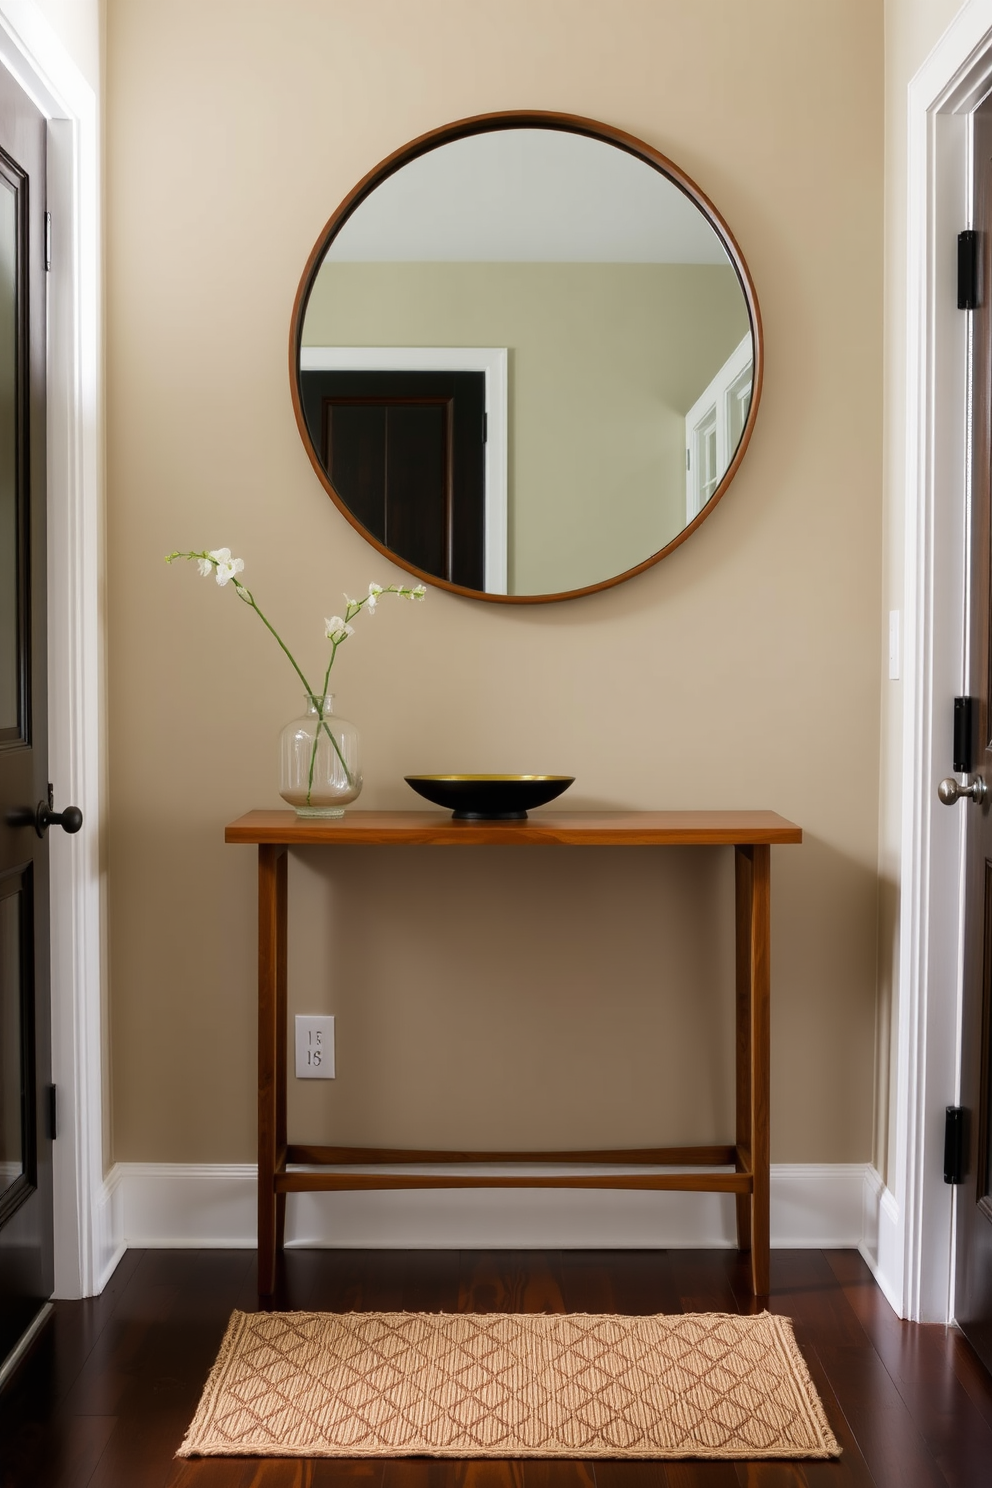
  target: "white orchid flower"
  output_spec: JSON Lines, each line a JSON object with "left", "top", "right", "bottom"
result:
{"left": 412, "top": 584, "right": 427, "bottom": 600}
{"left": 369, "top": 583, "right": 383, "bottom": 595}
{"left": 196, "top": 558, "right": 213, "bottom": 578}
{"left": 207, "top": 548, "right": 244, "bottom": 587}
{"left": 324, "top": 616, "right": 354, "bottom": 641}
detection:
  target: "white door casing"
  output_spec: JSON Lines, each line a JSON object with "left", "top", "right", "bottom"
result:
{"left": 882, "top": 0, "right": 992, "bottom": 1323}
{"left": 684, "top": 334, "right": 752, "bottom": 523}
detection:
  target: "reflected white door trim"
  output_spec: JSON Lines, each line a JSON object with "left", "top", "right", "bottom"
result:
{"left": 889, "top": 0, "right": 992, "bottom": 1322}
{"left": 300, "top": 346, "right": 508, "bottom": 594}
{"left": 0, "top": 2, "right": 105, "bottom": 1298}
{"left": 683, "top": 334, "right": 752, "bottom": 523}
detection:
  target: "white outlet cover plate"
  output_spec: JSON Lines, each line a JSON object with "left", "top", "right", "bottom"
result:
{"left": 295, "top": 1015, "right": 335, "bottom": 1078}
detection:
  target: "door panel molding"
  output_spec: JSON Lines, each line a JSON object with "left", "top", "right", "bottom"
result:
{"left": 979, "top": 863, "right": 992, "bottom": 1208}
{"left": 0, "top": 861, "right": 35, "bottom": 1232}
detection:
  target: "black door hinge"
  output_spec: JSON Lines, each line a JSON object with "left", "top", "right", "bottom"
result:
{"left": 959, "top": 230, "right": 978, "bottom": 309}
{"left": 954, "top": 696, "right": 976, "bottom": 773}
{"left": 944, "top": 1105, "right": 965, "bottom": 1184}
{"left": 46, "top": 1084, "right": 57, "bottom": 1142}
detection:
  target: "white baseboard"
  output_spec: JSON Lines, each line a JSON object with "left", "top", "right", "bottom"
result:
{"left": 94, "top": 1166, "right": 126, "bottom": 1293}
{"left": 106, "top": 1162, "right": 870, "bottom": 1254}
{"left": 858, "top": 1163, "right": 904, "bottom": 1315}
{"left": 770, "top": 1163, "right": 867, "bottom": 1247}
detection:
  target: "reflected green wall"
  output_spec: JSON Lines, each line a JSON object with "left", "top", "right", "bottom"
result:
{"left": 303, "top": 262, "right": 748, "bottom": 593}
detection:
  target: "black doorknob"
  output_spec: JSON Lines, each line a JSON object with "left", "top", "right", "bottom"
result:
{"left": 35, "top": 801, "right": 83, "bottom": 836}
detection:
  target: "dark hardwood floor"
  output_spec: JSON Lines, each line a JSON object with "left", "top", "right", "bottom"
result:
{"left": 1, "top": 1248, "right": 991, "bottom": 1487}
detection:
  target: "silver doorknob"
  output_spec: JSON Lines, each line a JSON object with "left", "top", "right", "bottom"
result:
{"left": 938, "top": 775, "right": 988, "bottom": 805}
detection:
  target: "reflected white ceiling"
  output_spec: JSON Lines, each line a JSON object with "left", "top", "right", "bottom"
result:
{"left": 326, "top": 129, "right": 731, "bottom": 265}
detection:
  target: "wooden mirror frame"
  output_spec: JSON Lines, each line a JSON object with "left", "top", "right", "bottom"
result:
{"left": 289, "top": 109, "right": 763, "bottom": 604}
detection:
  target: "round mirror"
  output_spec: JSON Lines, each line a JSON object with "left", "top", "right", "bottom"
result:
{"left": 290, "top": 112, "right": 762, "bottom": 603}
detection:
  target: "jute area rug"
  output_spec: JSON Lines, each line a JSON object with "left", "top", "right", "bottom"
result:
{"left": 178, "top": 1310, "right": 840, "bottom": 1461}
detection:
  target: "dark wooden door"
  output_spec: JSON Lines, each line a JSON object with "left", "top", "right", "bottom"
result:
{"left": 300, "top": 370, "right": 486, "bottom": 590}
{"left": 954, "top": 102, "right": 992, "bottom": 1371}
{"left": 0, "top": 64, "right": 50, "bottom": 1364}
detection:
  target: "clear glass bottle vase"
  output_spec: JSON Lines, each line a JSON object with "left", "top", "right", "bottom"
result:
{"left": 279, "top": 694, "right": 362, "bottom": 817}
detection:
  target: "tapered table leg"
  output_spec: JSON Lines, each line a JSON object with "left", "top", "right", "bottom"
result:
{"left": 258, "top": 844, "right": 288, "bottom": 1298}
{"left": 749, "top": 844, "right": 771, "bottom": 1296}
{"left": 734, "top": 846, "right": 753, "bottom": 1255}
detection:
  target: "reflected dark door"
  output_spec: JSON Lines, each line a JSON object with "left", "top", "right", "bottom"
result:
{"left": 0, "top": 66, "right": 49, "bottom": 1362}
{"left": 300, "top": 370, "right": 486, "bottom": 589}
{"left": 956, "top": 103, "right": 992, "bottom": 1371}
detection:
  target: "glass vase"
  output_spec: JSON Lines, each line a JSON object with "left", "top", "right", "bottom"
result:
{"left": 279, "top": 694, "right": 362, "bottom": 817}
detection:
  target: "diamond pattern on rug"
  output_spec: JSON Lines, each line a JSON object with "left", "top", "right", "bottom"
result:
{"left": 178, "top": 1310, "right": 841, "bottom": 1460}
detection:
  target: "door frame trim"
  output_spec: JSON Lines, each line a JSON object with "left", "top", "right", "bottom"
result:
{"left": 891, "top": 1, "right": 992, "bottom": 1322}
{"left": 0, "top": 2, "right": 105, "bottom": 1298}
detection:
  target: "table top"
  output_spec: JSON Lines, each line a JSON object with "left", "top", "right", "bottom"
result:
{"left": 225, "top": 810, "right": 803, "bottom": 847}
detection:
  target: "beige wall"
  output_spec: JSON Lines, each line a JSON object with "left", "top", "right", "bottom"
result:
{"left": 106, "top": 0, "right": 882, "bottom": 1166}
{"left": 305, "top": 261, "right": 748, "bottom": 592}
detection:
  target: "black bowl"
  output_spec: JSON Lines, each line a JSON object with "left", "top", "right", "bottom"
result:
{"left": 404, "top": 774, "right": 575, "bottom": 820}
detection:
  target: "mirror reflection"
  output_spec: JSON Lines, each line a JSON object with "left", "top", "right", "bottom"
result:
{"left": 297, "top": 124, "right": 757, "bottom": 600}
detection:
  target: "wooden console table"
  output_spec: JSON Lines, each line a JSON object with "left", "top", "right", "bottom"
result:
{"left": 225, "top": 809, "right": 802, "bottom": 1298}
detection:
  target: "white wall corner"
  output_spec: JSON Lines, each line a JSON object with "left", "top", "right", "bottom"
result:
{"left": 109, "top": 1162, "right": 869, "bottom": 1255}
{"left": 859, "top": 1164, "right": 904, "bottom": 1315}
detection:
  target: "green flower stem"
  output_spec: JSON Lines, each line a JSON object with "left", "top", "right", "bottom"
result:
{"left": 232, "top": 581, "right": 313, "bottom": 691}
{"left": 300, "top": 596, "right": 369, "bottom": 803}
{"left": 305, "top": 640, "right": 341, "bottom": 800}
{"left": 166, "top": 556, "right": 425, "bottom": 809}
{"left": 305, "top": 690, "right": 345, "bottom": 802}
{"left": 231, "top": 581, "right": 354, "bottom": 797}
{"left": 306, "top": 696, "right": 353, "bottom": 801}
